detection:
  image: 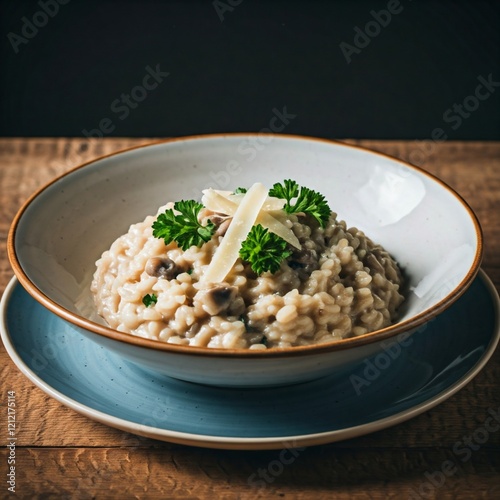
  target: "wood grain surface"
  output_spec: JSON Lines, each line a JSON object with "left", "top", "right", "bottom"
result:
{"left": 0, "top": 138, "right": 499, "bottom": 499}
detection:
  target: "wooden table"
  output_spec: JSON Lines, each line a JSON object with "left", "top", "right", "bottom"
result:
{"left": 1, "top": 138, "right": 499, "bottom": 499}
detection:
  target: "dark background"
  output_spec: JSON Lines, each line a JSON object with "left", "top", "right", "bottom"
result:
{"left": 1, "top": 0, "right": 499, "bottom": 139}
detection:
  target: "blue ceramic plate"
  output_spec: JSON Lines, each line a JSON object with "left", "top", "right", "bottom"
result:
{"left": 1, "top": 271, "right": 499, "bottom": 450}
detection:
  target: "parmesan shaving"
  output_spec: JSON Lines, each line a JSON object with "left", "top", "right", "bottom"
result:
{"left": 202, "top": 183, "right": 268, "bottom": 283}
{"left": 202, "top": 189, "right": 300, "bottom": 249}
{"left": 228, "top": 193, "right": 285, "bottom": 211}
{"left": 256, "top": 212, "right": 301, "bottom": 249}
{"left": 202, "top": 189, "right": 236, "bottom": 215}
{"left": 203, "top": 189, "right": 285, "bottom": 212}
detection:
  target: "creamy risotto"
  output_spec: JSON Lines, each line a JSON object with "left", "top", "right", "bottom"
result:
{"left": 91, "top": 181, "right": 405, "bottom": 349}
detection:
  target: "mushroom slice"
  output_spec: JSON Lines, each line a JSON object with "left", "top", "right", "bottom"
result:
{"left": 194, "top": 284, "right": 238, "bottom": 316}
{"left": 145, "top": 257, "right": 181, "bottom": 280}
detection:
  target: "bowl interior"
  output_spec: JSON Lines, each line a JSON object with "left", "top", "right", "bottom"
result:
{"left": 11, "top": 135, "right": 481, "bottom": 336}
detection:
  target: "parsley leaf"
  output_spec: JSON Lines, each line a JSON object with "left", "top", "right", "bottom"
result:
{"left": 268, "top": 179, "right": 299, "bottom": 206}
{"left": 233, "top": 187, "right": 247, "bottom": 194}
{"left": 152, "top": 200, "right": 215, "bottom": 251}
{"left": 269, "top": 179, "right": 331, "bottom": 227}
{"left": 142, "top": 293, "right": 157, "bottom": 307}
{"left": 239, "top": 224, "right": 292, "bottom": 274}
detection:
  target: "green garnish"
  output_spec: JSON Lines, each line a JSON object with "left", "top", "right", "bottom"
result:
{"left": 239, "top": 224, "right": 292, "bottom": 274}
{"left": 239, "top": 315, "right": 248, "bottom": 330}
{"left": 269, "top": 179, "right": 331, "bottom": 227}
{"left": 142, "top": 293, "right": 157, "bottom": 307}
{"left": 151, "top": 180, "right": 331, "bottom": 278}
{"left": 152, "top": 200, "right": 216, "bottom": 251}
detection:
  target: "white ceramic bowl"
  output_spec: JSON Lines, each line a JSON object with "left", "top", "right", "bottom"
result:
{"left": 7, "top": 134, "right": 482, "bottom": 387}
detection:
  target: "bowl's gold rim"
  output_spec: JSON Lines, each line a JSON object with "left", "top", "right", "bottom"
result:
{"left": 7, "top": 133, "right": 483, "bottom": 358}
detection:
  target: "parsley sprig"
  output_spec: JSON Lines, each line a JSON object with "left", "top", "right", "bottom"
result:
{"left": 269, "top": 179, "right": 331, "bottom": 227}
{"left": 239, "top": 224, "right": 292, "bottom": 274}
{"left": 152, "top": 200, "right": 215, "bottom": 251}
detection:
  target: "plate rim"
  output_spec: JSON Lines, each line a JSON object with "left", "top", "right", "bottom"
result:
{"left": 1, "top": 270, "right": 499, "bottom": 450}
